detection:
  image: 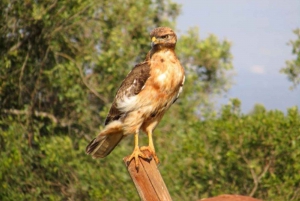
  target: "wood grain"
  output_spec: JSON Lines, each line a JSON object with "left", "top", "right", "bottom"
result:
{"left": 124, "top": 151, "right": 172, "bottom": 201}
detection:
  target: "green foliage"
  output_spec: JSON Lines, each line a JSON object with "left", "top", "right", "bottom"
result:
{"left": 2, "top": 100, "right": 299, "bottom": 200}
{"left": 160, "top": 100, "right": 300, "bottom": 201}
{"left": 2, "top": 0, "right": 298, "bottom": 201}
{"left": 0, "top": 119, "right": 137, "bottom": 200}
{"left": 177, "top": 27, "right": 233, "bottom": 116}
{"left": 281, "top": 28, "right": 300, "bottom": 89}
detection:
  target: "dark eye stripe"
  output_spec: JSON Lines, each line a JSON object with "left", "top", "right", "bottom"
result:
{"left": 160, "top": 34, "right": 169, "bottom": 39}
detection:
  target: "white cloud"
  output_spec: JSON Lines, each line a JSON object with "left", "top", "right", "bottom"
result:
{"left": 250, "top": 65, "right": 265, "bottom": 74}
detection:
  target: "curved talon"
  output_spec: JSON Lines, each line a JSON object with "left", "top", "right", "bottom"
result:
{"left": 126, "top": 147, "right": 150, "bottom": 170}
{"left": 140, "top": 146, "right": 160, "bottom": 164}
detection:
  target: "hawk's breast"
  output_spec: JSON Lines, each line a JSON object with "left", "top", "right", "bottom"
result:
{"left": 138, "top": 49, "right": 185, "bottom": 115}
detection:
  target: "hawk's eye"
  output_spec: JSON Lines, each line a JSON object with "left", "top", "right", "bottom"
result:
{"left": 161, "top": 34, "right": 170, "bottom": 39}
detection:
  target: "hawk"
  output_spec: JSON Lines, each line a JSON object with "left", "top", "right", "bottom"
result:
{"left": 86, "top": 27, "right": 185, "bottom": 169}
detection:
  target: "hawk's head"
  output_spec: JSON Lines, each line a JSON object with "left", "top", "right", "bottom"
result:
{"left": 150, "top": 27, "right": 177, "bottom": 50}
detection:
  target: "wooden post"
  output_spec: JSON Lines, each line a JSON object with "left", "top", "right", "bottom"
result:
{"left": 123, "top": 151, "right": 172, "bottom": 201}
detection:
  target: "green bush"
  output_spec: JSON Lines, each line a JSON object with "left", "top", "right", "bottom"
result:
{"left": 161, "top": 101, "right": 300, "bottom": 200}
{"left": 1, "top": 101, "right": 299, "bottom": 200}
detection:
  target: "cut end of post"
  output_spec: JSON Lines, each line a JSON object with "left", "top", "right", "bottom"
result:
{"left": 123, "top": 150, "right": 172, "bottom": 201}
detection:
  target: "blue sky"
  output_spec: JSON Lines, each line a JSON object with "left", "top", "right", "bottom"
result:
{"left": 173, "top": 0, "right": 300, "bottom": 113}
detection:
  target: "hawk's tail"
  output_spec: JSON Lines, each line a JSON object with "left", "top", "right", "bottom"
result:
{"left": 86, "top": 121, "right": 124, "bottom": 158}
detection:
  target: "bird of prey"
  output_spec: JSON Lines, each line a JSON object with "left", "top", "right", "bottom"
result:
{"left": 86, "top": 27, "right": 185, "bottom": 169}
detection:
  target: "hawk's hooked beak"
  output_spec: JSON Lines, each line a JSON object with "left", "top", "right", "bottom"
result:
{"left": 151, "top": 36, "right": 157, "bottom": 47}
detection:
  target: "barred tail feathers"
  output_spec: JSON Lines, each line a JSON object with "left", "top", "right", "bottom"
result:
{"left": 86, "top": 121, "right": 123, "bottom": 158}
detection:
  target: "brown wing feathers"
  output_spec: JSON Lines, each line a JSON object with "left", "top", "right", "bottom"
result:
{"left": 105, "top": 62, "right": 150, "bottom": 125}
{"left": 86, "top": 62, "right": 151, "bottom": 158}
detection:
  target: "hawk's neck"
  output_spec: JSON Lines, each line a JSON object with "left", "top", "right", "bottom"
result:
{"left": 149, "top": 47, "right": 176, "bottom": 59}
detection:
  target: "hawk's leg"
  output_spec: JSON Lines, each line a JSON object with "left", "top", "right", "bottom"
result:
{"left": 141, "top": 130, "right": 160, "bottom": 164}
{"left": 126, "top": 132, "right": 150, "bottom": 170}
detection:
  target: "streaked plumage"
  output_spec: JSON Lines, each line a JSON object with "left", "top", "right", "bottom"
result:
{"left": 86, "top": 27, "right": 185, "bottom": 169}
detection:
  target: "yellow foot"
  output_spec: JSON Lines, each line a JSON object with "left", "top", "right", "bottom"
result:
{"left": 140, "top": 146, "right": 160, "bottom": 164}
{"left": 126, "top": 147, "right": 151, "bottom": 170}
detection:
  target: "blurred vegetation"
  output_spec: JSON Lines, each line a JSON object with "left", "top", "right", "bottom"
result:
{"left": 281, "top": 28, "right": 300, "bottom": 89}
{"left": 162, "top": 101, "right": 300, "bottom": 200}
{"left": 0, "top": 0, "right": 299, "bottom": 201}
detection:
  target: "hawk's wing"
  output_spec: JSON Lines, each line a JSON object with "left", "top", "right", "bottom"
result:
{"left": 105, "top": 61, "right": 150, "bottom": 125}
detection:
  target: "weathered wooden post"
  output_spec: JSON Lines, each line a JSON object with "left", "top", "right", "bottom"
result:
{"left": 123, "top": 150, "right": 172, "bottom": 201}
